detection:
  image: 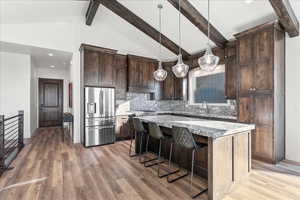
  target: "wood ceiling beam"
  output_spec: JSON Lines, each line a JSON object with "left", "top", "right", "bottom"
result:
{"left": 167, "top": 0, "right": 228, "bottom": 48}
{"left": 97, "top": 0, "right": 190, "bottom": 57}
{"left": 86, "top": 0, "right": 101, "bottom": 26}
{"left": 269, "top": 0, "right": 299, "bottom": 37}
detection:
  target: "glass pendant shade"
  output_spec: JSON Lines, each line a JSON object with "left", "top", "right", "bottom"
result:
{"left": 154, "top": 61, "right": 168, "bottom": 81}
{"left": 198, "top": 44, "right": 220, "bottom": 72}
{"left": 172, "top": 54, "right": 189, "bottom": 78}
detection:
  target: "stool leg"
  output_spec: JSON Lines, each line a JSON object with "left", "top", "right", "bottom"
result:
{"left": 129, "top": 131, "right": 138, "bottom": 157}
{"left": 143, "top": 137, "right": 163, "bottom": 167}
{"left": 167, "top": 144, "right": 189, "bottom": 183}
{"left": 157, "top": 142, "right": 180, "bottom": 178}
{"left": 139, "top": 132, "right": 144, "bottom": 163}
{"left": 191, "top": 149, "right": 195, "bottom": 195}
{"left": 191, "top": 149, "right": 208, "bottom": 199}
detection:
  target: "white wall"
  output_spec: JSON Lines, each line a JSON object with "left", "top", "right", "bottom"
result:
{"left": 285, "top": 36, "right": 300, "bottom": 163}
{"left": 0, "top": 52, "right": 32, "bottom": 138}
{"left": 30, "top": 58, "right": 38, "bottom": 134}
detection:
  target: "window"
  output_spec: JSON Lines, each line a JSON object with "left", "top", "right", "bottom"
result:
{"left": 189, "top": 65, "right": 226, "bottom": 104}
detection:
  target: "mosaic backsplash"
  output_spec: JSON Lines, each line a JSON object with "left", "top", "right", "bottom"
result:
{"left": 116, "top": 93, "right": 237, "bottom": 117}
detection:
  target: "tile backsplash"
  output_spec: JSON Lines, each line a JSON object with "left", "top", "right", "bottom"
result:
{"left": 116, "top": 92, "right": 237, "bottom": 117}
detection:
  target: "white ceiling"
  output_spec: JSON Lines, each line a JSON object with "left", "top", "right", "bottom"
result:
{"left": 0, "top": 41, "right": 72, "bottom": 69}
{"left": 1, "top": 0, "right": 300, "bottom": 60}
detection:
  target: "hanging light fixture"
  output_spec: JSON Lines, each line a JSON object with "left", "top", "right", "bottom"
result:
{"left": 172, "top": 0, "right": 189, "bottom": 78}
{"left": 198, "top": 0, "right": 220, "bottom": 72}
{"left": 153, "top": 4, "right": 168, "bottom": 82}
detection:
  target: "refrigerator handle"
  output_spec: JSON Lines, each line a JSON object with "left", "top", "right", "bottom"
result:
{"left": 99, "top": 90, "right": 104, "bottom": 115}
{"left": 87, "top": 103, "right": 96, "bottom": 114}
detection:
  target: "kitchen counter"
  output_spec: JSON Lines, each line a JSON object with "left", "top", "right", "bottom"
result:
{"left": 117, "top": 110, "right": 237, "bottom": 121}
{"left": 135, "top": 114, "right": 254, "bottom": 200}
{"left": 136, "top": 115, "right": 253, "bottom": 139}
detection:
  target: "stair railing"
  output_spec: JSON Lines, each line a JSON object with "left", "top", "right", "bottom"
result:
{"left": 0, "top": 110, "right": 24, "bottom": 175}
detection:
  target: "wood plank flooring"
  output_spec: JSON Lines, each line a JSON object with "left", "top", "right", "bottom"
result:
{"left": 0, "top": 127, "right": 300, "bottom": 200}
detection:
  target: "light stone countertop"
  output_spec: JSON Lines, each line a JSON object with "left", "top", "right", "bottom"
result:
{"left": 116, "top": 110, "right": 237, "bottom": 120}
{"left": 136, "top": 115, "right": 255, "bottom": 139}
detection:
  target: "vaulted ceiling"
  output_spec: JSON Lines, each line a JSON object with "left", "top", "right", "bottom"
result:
{"left": 1, "top": 0, "right": 300, "bottom": 60}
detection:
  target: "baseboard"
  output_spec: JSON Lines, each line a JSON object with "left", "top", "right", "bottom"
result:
{"left": 24, "top": 138, "right": 31, "bottom": 145}
{"left": 283, "top": 159, "right": 300, "bottom": 167}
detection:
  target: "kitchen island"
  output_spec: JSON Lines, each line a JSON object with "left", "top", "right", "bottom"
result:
{"left": 135, "top": 115, "right": 255, "bottom": 200}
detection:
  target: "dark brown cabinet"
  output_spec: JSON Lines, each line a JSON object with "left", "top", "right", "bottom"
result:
{"left": 83, "top": 50, "right": 100, "bottom": 86}
{"left": 81, "top": 44, "right": 117, "bottom": 87}
{"left": 161, "top": 61, "right": 184, "bottom": 100}
{"left": 225, "top": 41, "right": 238, "bottom": 99}
{"left": 116, "top": 116, "right": 133, "bottom": 141}
{"left": 99, "top": 53, "right": 116, "bottom": 87}
{"left": 235, "top": 22, "right": 285, "bottom": 164}
{"left": 114, "top": 54, "right": 128, "bottom": 100}
{"left": 127, "top": 55, "right": 157, "bottom": 93}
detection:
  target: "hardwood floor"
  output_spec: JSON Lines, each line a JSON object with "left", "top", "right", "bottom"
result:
{"left": 0, "top": 127, "right": 300, "bottom": 200}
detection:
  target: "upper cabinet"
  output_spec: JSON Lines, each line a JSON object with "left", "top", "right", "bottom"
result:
{"left": 161, "top": 61, "right": 184, "bottom": 100}
{"left": 81, "top": 44, "right": 117, "bottom": 87}
{"left": 225, "top": 41, "right": 238, "bottom": 99}
{"left": 127, "top": 55, "right": 158, "bottom": 93}
{"left": 236, "top": 25, "right": 275, "bottom": 96}
{"left": 114, "top": 54, "right": 128, "bottom": 100}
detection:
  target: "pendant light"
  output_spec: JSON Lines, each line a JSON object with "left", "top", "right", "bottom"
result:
{"left": 153, "top": 4, "right": 168, "bottom": 82}
{"left": 172, "top": 0, "right": 189, "bottom": 78}
{"left": 198, "top": 0, "right": 220, "bottom": 72}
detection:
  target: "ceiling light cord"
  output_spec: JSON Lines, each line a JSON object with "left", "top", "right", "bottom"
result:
{"left": 207, "top": 0, "right": 210, "bottom": 46}
{"left": 178, "top": 0, "right": 182, "bottom": 55}
{"left": 159, "top": 6, "right": 162, "bottom": 63}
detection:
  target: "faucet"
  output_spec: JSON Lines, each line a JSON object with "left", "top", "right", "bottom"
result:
{"left": 203, "top": 101, "right": 209, "bottom": 114}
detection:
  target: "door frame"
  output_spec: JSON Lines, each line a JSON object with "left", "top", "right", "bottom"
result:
{"left": 38, "top": 78, "right": 64, "bottom": 128}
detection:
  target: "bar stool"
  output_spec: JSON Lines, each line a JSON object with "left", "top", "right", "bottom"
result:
{"left": 130, "top": 118, "right": 148, "bottom": 163}
{"left": 143, "top": 122, "right": 180, "bottom": 178}
{"left": 167, "top": 126, "right": 208, "bottom": 199}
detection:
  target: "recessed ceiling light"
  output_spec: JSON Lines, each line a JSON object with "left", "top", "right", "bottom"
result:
{"left": 50, "top": 65, "right": 55, "bottom": 68}
{"left": 48, "top": 53, "right": 53, "bottom": 57}
{"left": 245, "top": 0, "right": 254, "bottom": 4}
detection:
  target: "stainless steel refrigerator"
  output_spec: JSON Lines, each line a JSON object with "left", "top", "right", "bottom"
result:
{"left": 84, "top": 87, "right": 116, "bottom": 147}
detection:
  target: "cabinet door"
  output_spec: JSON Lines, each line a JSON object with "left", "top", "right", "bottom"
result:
{"left": 128, "top": 58, "right": 139, "bottom": 90}
{"left": 84, "top": 50, "right": 99, "bottom": 86}
{"left": 140, "top": 61, "right": 149, "bottom": 89}
{"left": 254, "top": 30, "right": 274, "bottom": 93}
{"left": 114, "top": 55, "right": 127, "bottom": 100}
{"left": 147, "top": 62, "right": 157, "bottom": 91}
{"left": 239, "top": 63, "right": 254, "bottom": 95}
{"left": 238, "top": 35, "right": 255, "bottom": 95}
{"left": 238, "top": 96, "right": 253, "bottom": 123}
{"left": 254, "top": 60, "right": 273, "bottom": 93}
{"left": 174, "top": 77, "right": 183, "bottom": 100}
{"left": 99, "top": 53, "right": 116, "bottom": 87}
{"left": 254, "top": 29, "right": 273, "bottom": 62}
{"left": 252, "top": 94, "right": 274, "bottom": 161}
{"left": 163, "top": 66, "right": 175, "bottom": 100}
{"left": 254, "top": 94, "right": 273, "bottom": 126}
{"left": 225, "top": 56, "right": 237, "bottom": 99}
{"left": 238, "top": 35, "right": 254, "bottom": 65}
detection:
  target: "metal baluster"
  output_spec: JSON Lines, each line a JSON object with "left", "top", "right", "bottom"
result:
{"left": 18, "top": 111, "right": 24, "bottom": 151}
{"left": 0, "top": 115, "right": 5, "bottom": 172}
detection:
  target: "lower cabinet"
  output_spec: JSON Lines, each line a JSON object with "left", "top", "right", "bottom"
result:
{"left": 115, "top": 116, "right": 133, "bottom": 141}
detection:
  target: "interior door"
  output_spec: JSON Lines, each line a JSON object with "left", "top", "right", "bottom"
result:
{"left": 39, "top": 78, "right": 64, "bottom": 127}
